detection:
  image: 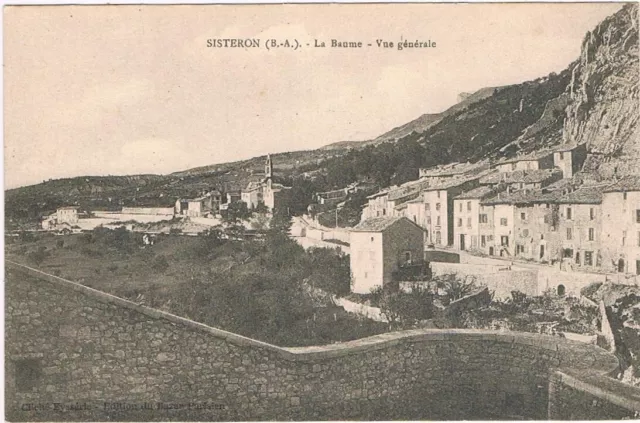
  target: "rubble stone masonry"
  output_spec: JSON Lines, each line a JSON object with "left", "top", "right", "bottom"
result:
{"left": 5, "top": 261, "right": 640, "bottom": 421}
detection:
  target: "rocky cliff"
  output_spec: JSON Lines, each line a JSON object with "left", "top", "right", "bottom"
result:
{"left": 564, "top": 3, "right": 639, "bottom": 178}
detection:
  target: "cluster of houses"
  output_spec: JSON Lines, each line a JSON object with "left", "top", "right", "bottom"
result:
{"left": 353, "top": 142, "right": 640, "bottom": 293}
{"left": 42, "top": 155, "right": 290, "bottom": 231}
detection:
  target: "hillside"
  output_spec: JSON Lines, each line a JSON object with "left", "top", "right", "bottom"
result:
{"left": 321, "top": 86, "right": 498, "bottom": 151}
{"left": 371, "top": 86, "right": 499, "bottom": 145}
{"left": 6, "top": 4, "right": 638, "bottom": 224}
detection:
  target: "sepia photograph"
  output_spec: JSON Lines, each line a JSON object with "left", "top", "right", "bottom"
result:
{"left": 4, "top": 2, "right": 640, "bottom": 421}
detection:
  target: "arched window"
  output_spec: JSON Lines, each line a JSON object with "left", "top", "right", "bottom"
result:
{"left": 557, "top": 284, "right": 566, "bottom": 296}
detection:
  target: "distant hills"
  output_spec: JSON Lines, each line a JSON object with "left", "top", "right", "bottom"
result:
{"left": 6, "top": 4, "right": 638, "bottom": 225}
{"left": 321, "top": 86, "right": 498, "bottom": 151}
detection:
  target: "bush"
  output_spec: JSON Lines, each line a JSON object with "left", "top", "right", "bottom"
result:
{"left": 373, "top": 285, "right": 436, "bottom": 328}
{"left": 27, "top": 247, "right": 49, "bottom": 266}
{"left": 19, "top": 231, "right": 36, "bottom": 243}
{"left": 81, "top": 247, "right": 104, "bottom": 258}
{"left": 580, "top": 282, "right": 603, "bottom": 301}
{"left": 152, "top": 255, "right": 170, "bottom": 273}
{"left": 434, "top": 274, "right": 478, "bottom": 303}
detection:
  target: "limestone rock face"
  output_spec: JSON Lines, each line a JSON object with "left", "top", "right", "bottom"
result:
{"left": 563, "top": 4, "right": 639, "bottom": 178}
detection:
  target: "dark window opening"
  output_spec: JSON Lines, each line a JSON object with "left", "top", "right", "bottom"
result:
{"left": 557, "top": 284, "right": 566, "bottom": 296}
{"left": 585, "top": 251, "right": 593, "bottom": 266}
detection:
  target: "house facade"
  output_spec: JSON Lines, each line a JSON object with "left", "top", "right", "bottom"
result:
{"left": 419, "top": 178, "right": 480, "bottom": 247}
{"left": 553, "top": 144, "right": 588, "bottom": 179}
{"left": 601, "top": 179, "right": 640, "bottom": 274}
{"left": 56, "top": 207, "right": 79, "bottom": 224}
{"left": 241, "top": 182, "right": 264, "bottom": 209}
{"left": 361, "top": 191, "right": 391, "bottom": 220}
{"left": 512, "top": 201, "right": 557, "bottom": 263}
{"left": 350, "top": 217, "right": 425, "bottom": 294}
{"left": 452, "top": 186, "right": 500, "bottom": 251}
{"left": 494, "top": 152, "right": 555, "bottom": 173}
{"left": 176, "top": 190, "right": 222, "bottom": 217}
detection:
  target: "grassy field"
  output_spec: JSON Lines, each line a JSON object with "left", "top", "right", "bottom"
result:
{"left": 6, "top": 228, "right": 388, "bottom": 347}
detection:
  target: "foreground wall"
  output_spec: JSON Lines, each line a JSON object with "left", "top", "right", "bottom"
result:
{"left": 5, "top": 262, "right": 639, "bottom": 421}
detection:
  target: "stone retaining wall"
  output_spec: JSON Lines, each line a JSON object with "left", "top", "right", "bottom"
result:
{"left": 430, "top": 262, "right": 539, "bottom": 299}
{"left": 5, "top": 261, "right": 639, "bottom": 421}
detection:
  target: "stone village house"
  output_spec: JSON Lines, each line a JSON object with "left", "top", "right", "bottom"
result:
{"left": 349, "top": 216, "right": 425, "bottom": 294}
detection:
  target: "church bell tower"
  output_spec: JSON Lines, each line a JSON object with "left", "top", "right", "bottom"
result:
{"left": 264, "top": 154, "right": 273, "bottom": 189}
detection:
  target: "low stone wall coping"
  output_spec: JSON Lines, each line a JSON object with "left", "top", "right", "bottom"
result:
{"left": 555, "top": 370, "right": 640, "bottom": 413}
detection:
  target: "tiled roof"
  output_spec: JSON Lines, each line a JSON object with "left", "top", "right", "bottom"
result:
{"left": 243, "top": 181, "right": 263, "bottom": 192}
{"left": 367, "top": 188, "right": 390, "bottom": 199}
{"left": 495, "top": 150, "right": 555, "bottom": 166}
{"left": 494, "top": 144, "right": 582, "bottom": 166}
{"left": 555, "top": 187, "right": 604, "bottom": 204}
{"left": 388, "top": 187, "right": 421, "bottom": 202}
{"left": 352, "top": 216, "right": 417, "bottom": 232}
{"left": 421, "top": 175, "right": 479, "bottom": 192}
{"left": 419, "top": 162, "right": 490, "bottom": 178}
{"left": 454, "top": 186, "right": 497, "bottom": 200}
{"left": 480, "top": 168, "right": 562, "bottom": 185}
{"left": 481, "top": 183, "right": 607, "bottom": 206}
{"left": 481, "top": 189, "right": 555, "bottom": 206}
{"left": 603, "top": 176, "right": 640, "bottom": 193}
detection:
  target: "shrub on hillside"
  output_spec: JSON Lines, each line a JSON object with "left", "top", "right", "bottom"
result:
{"left": 372, "top": 285, "right": 436, "bottom": 328}
{"left": 27, "top": 247, "right": 49, "bottom": 266}
{"left": 151, "top": 255, "right": 170, "bottom": 274}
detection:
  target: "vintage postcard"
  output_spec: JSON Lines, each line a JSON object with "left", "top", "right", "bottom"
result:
{"left": 4, "top": 2, "right": 640, "bottom": 421}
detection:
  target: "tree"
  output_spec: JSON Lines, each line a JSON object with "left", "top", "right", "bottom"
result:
{"left": 373, "top": 285, "right": 436, "bottom": 328}
{"left": 254, "top": 201, "right": 269, "bottom": 214}
{"left": 305, "top": 247, "right": 351, "bottom": 296}
{"left": 250, "top": 214, "right": 270, "bottom": 232}
{"left": 222, "top": 201, "right": 252, "bottom": 224}
{"left": 151, "top": 255, "right": 170, "bottom": 273}
{"left": 269, "top": 207, "right": 292, "bottom": 234}
{"left": 27, "top": 246, "right": 49, "bottom": 266}
{"left": 435, "top": 274, "right": 478, "bottom": 303}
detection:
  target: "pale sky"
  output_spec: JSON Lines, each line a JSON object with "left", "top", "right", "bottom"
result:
{"left": 4, "top": 3, "right": 625, "bottom": 189}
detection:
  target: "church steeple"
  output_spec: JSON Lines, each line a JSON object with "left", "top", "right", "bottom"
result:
{"left": 264, "top": 154, "right": 272, "bottom": 181}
